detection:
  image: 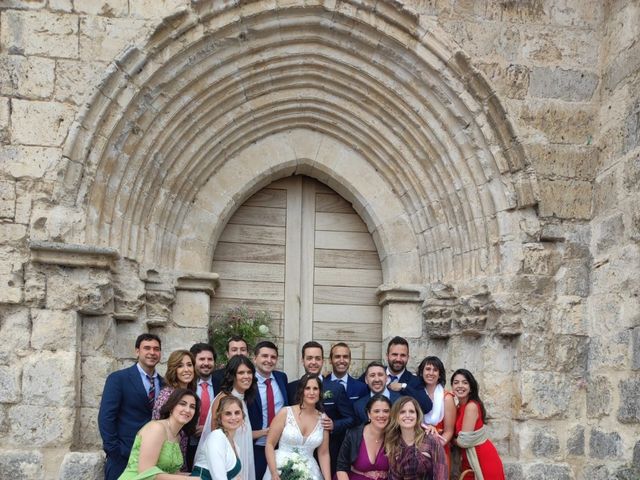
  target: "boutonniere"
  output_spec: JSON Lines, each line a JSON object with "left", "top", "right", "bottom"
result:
{"left": 323, "top": 390, "right": 333, "bottom": 400}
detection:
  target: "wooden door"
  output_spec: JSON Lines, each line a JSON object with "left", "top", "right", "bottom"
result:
{"left": 211, "top": 176, "right": 382, "bottom": 378}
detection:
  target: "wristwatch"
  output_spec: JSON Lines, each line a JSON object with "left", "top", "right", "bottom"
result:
{"left": 401, "top": 382, "right": 407, "bottom": 389}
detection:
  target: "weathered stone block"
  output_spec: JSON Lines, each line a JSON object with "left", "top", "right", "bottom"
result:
{"left": 54, "top": 60, "right": 105, "bottom": 105}
{"left": 22, "top": 351, "right": 77, "bottom": 407}
{"left": 517, "top": 101, "right": 595, "bottom": 144}
{"left": 0, "top": 55, "right": 55, "bottom": 99}
{"left": 1, "top": 10, "right": 79, "bottom": 58}
{"left": 582, "top": 465, "right": 610, "bottom": 480}
{"left": 79, "top": 407, "right": 102, "bottom": 449}
{"left": 0, "top": 97, "right": 9, "bottom": 143}
{"left": 593, "top": 168, "right": 618, "bottom": 216}
{"left": 10, "top": 100, "right": 74, "bottom": 147}
{"left": 58, "top": 451, "right": 105, "bottom": 479}
{"left": 478, "top": 62, "right": 530, "bottom": 99}
{"left": 0, "top": 306, "right": 30, "bottom": 364}
{"left": 589, "top": 428, "right": 623, "bottom": 458}
{"left": 503, "top": 462, "right": 523, "bottom": 480}
{"left": 624, "top": 100, "right": 640, "bottom": 154}
{"left": 79, "top": 16, "right": 150, "bottom": 62}
{"left": 129, "top": 0, "right": 190, "bottom": 18}
{"left": 529, "top": 66, "right": 599, "bottom": 102}
{"left": 74, "top": 0, "right": 128, "bottom": 16}
{"left": 633, "top": 327, "right": 640, "bottom": 370}
{"left": 522, "top": 27, "right": 598, "bottom": 69}
{"left": 0, "top": 450, "right": 44, "bottom": 480}
{"left": 555, "top": 261, "right": 590, "bottom": 298}
{"left": 0, "top": 365, "right": 21, "bottom": 403}
{"left": 518, "top": 372, "right": 571, "bottom": 419}
{"left": 46, "top": 268, "right": 114, "bottom": 314}
{"left": 538, "top": 180, "right": 592, "bottom": 220}
{"left": 8, "top": 405, "right": 74, "bottom": 447}
{"left": 30, "top": 309, "right": 79, "bottom": 351}
{"left": 567, "top": 425, "right": 585, "bottom": 456}
{"left": 173, "top": 290, "right": 209, "bottom": 328}
{"left": 81, "top": 356, "right": 117, "bottom": 408}
{"left": 0, "top": 178, "right": 16, "bottom": 219}
{"left": 0, "top": 223, "right": 27, "bottom": 243}
{"left": 531, "top": 428, "right": 560, "bottom": 457}
{"left": 527, "top": 144, "right": 598, "bottom": 181}
{"left": 551, "top": 297, "right": 587, "bottom": 335}
{"left": 623, "top": 155, "right": 640, "bottom": 194}
{"left": 0, "top": 146, "right": 61, "bottom": 180}
{"left": 587, "top": 376, "right": 612, "bottom": 418}
{"left": 154, "top": 326, "right": 209, "bottom": 355}
{"left": 593, "top": 213, "right": 625, "bottom": 254}
{"left": 604, "top": 34, "right": 640, "bottom": 91}
{"left": 523, "top": 462, "right": 572, "bottom": 480}
{"left": 49, "top": 0, "right": 73, "bottom": 12}
{"left": 617, "top": 378, "right": 640, "bottom": 423}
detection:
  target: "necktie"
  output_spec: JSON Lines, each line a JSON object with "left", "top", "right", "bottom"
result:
{"left": 389, "top": 375, "right": 398, "bottom": 383}
{"left": 265, "top": 378, "right": 275, "bottom": 426}
{"left": 340, "top": 379, "right": 347, "bottom": 391}
{"left": 199, "top": 381, "right": 210, "bottom": 426}
{"left": 146, "top": 374, "right": 155, "bottom": 406}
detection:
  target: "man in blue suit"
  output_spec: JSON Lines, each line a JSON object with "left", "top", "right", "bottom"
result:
{"left": 287, "top": 341, "right": 355, "bottom": 475}
{"left": 98, "top": 333, "right": 164, "bottom": 480}
{"left": 353, "top": 361, "right": 402, "bottom": 423}
{"left": 247, "top": 340, "right": 289, "bottom": 480}
{"left": 324, "top": 342, "right": 368, "bottom": 402}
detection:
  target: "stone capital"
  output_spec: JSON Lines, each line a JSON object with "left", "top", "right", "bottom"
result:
{"left": 176, "top": 271, "right": 220, "bottom": 297}
{"left": 30, "top": 241, "right": 119, "bottom": 269}
{"left": 377, "top": 284, "right": 425, "bottom": 306}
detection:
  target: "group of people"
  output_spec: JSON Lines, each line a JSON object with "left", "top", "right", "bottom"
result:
{"left": 98, "top": 333, "right": 505, "bottom": 480}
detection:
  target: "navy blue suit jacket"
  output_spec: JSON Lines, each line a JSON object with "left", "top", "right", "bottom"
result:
{"left": 248, "top": 370, "right": 289, "bottom": 432}
{"left": 324, "top": 374, "right": 368, "bottom": 402}
{"left": 98, "top": 364, "right": 164, "bottom": 460}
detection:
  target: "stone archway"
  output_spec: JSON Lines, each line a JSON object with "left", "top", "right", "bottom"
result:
{"left": 52, "top": 0, "right": 540, "bottom": 472}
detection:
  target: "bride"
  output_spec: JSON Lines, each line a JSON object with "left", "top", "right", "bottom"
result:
{"left": 264, "top": 374, "right": 331, "bottom": 480}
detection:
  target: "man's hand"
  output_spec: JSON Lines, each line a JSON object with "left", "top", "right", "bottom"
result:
{"left": 388, "top": 381, "right": 403, "bottom": 392}
{"left": 321, "top": 414, "right": 334, "bottom": 432}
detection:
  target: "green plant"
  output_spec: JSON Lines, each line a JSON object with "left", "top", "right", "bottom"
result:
{"left": 208, "top": 305, "right": 273, "bottom": 364}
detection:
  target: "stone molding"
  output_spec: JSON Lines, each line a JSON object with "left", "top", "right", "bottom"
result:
{"left": 176, "top": 272, "right": 220, "bottom": 296}
{"left": 29, "top": 241, "right": 119, "bottom": 269}
{"left": 377, "top": 284, "right": 425, "bottom": 306}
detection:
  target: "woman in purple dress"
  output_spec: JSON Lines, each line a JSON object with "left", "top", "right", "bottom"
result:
{"left": 385, "top": 397, "right": 448, "bottom": 480}
{"left": 337, "top": 394, "right": 391, "bottom": 480}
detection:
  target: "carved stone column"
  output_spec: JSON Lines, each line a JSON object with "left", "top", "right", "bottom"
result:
{"left": 377, "top": 284, "right": 425, "bottom": 358}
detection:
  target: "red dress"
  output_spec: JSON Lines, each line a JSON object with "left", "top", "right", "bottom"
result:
{"left": 454, "top": 400, "right": 505, "bottom": 480}
{"left": 434, "top": 390, "right": 455, "bottom": 474}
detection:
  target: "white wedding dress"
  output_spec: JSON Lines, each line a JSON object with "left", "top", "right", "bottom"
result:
{"left": 263, "top": 406, "right": 324, "bottom": 480}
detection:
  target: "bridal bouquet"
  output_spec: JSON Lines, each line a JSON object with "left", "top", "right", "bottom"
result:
{"left": 278, "top": 450, "right": 312, "bottom": 480}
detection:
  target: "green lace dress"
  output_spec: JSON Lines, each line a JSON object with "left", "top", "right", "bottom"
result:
{"left": 118, "top": 434, "right": 183, "bottom": 479}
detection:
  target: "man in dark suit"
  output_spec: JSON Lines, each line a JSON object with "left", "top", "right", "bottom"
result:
{"left": 210, "top": 335, "right": 249, "bottom": 393}
{"left": 324, "top": 342, "right": 368, "bottom": 402}
{"left": 353, "top": 361, "right": 401, "bottom": 423}
{"left": 247, "top": 341, "right": 289, "bottom": 480}
{"left": 98, "top": 333, "right": 164, "bottom": 480}
{"left": 287, "top": 341, "right": 355, "bottom": 475}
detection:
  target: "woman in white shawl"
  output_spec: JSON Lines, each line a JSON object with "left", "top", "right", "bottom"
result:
{"left": 193, "top": 355, "right": 257, "bottom": 480}
{"left": 417, "top": 356, "right": 456, "bottom": 474}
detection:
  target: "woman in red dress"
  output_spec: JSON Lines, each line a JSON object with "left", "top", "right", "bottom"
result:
{"left": 451, "top": 369, "right": 505, "bottom": 480}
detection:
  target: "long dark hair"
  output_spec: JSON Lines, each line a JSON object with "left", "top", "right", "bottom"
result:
{"left": 451, "top": 368, "right": 487, "bottom": 423}
{"left": 417, "top": 356, "right": 446, "bottom": 387}
{"left": 159, "top": 388, "right": 199, "bottom": 436}
{"left": 295, "top": 374, "right": 324, "bottom": 413}
{"left": 220, "top": 355, "right": 257, "bottom": 403}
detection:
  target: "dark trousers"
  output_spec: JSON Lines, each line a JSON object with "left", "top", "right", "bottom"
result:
{"left": 186, "top": 439, "right": 198, "bottom": 472}
{"left": 104, "top": 454, "right": 127, "bottom": 480}
{"left": 254, "top": 444, "right": 268, "bottom": 480}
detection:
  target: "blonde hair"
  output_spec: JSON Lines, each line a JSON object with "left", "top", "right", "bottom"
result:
{"left": 164, "top": 350, "right": 196, "bottom": 390}
{"left": 384, "top": 396, "right": 425, "bottom": 464}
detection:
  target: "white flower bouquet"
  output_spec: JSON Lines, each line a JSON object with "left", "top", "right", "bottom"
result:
{"left": 278, "top": 450, "right": 312, "bottom": 480}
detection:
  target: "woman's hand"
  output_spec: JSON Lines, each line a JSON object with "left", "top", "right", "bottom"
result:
{"left": 421, "top": 423, "right": 438, "bottom": 435}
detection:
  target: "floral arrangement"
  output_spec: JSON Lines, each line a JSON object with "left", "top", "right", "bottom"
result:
{"left": 278, "top": 450, "right": 312, "bottom": 480}
{"left": 208, "top": 305, "right": 272, "bottom": 364}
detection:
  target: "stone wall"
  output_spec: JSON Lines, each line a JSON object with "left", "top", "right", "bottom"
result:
{"left": 0, "top": 0, "right": 638, "bottom": 478}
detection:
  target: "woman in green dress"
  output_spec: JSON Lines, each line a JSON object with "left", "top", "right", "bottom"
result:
{"left": 119, "top": 388, "right": 200, "bottom": 479}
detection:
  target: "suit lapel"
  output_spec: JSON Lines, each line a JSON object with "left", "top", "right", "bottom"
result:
{"left": 128, "top": 364, "right": 151, "bottom": 409}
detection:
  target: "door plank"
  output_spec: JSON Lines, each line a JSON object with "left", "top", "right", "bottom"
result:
{"left": 314, "top": 286, "right": 378, "bottom": 305}
{"left": 315, "top": 249, "right": 380, "bottom": 269}
{"left": 314, "top": 267, "right": 382, "bottom": 287}
{"left": 215, "top": 279, "right": 284, "bottom": 301}
{"left": 244, "top": 188, "right": 287, "bottom": 208}
{"left": 219, "top": 224, "right": 286, "bottom": 245}
{"left": 315, "top": 212, "right": 368, "bottom": 232}
{"left": 315, "top": 231, "right": 376, "bottom": 251}
{"left": 212, "top": 261, "right": 285, "bottom": 282}
{"left": 316, "top": 193, "right": 354, "bottom": 213}
{"left": 214, "top": 242, "right": 285, "bottom": 264}
{"left": 313, "top": 322, "right": 382, "bottom": 342}
{"left": 313, "top": 304, "right": 382, "bottom": 323}
{"left": 229, "top": 206, "right": 286, "bottom": 227}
